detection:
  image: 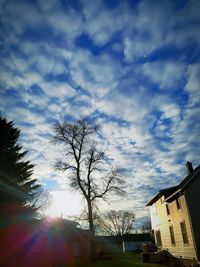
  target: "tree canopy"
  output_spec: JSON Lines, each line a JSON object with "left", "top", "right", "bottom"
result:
{"left": 96, "top": 210, "right": 135, "bottom": 236}
{"left": 52, "top": 118, "right": 126, "bottom": 235}
{"left": 0, "top": 116, "right": 45, "bottom": 220}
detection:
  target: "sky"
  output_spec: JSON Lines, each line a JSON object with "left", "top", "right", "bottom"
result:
{"left": 0, "top": 0, "right": 200, "bottom": 228}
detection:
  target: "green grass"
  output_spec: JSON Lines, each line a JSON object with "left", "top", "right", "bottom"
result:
{"left": 65, "top": 252, "right": 167, "bottom": 267}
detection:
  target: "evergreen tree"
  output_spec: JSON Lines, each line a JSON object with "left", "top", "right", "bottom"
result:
{"left": 0, "top": 116, "right": 41, "bottom": 219}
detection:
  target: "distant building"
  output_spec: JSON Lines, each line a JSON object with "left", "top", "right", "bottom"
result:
{"left": 95, "top": 233, "right": 152, "bottom": 255}
{"left": 122, "top": 233, "right": 152, "bottom": 252}
{"left": 147, "top": 162, "right": 200, "bottom": 263}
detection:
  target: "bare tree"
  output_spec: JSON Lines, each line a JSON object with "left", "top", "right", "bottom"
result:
{"left": 96, "top": 210, "right": 135, "bottom": 236}
{"left": 72, "top": 204, "right": 101, "bottom": 234}
{"left": 52, "top": 119, "right": 125, "bottom": 237}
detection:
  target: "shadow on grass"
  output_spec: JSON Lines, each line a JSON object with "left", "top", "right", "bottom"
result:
{"left": 59, "top": 252, "right": 168, "bottom": 267}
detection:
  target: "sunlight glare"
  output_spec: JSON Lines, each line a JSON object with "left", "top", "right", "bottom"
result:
{"left": 45, "top": 190, "right": 82, "bottom": 218}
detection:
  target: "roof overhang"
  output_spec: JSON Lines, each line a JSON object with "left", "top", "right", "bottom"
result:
{"left": 146, "top": 192, "right": 161, "bottom": 206}
{"left": 164, "top": 188, "right": 182, "bottom": 203}
{"left": 146, "top": 186, "right": 178, "bottom": 206}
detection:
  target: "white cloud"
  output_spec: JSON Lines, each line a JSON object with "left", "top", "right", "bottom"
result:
{"left": 160, "top": 103, "right": 181, "bottom": 119}
{"left": 47, "top": 8, "right": 83, "bottom": 43}
{"left": 1, "top": 0, "right": 200, "bottom": 226}
{"left": 185, "top": 64, "right": 200, "bottom": 107}
{"left": 123, "top": 0, "right": 200, "bottom": 61}
{"left": 123, "top": 0, "right": 174, "bottom": 61}
{"left": 82, "top": 1, "right": 131, "bottom": 46}
{"left": 95, "top": 84, "right": 154, "bottom": 123}
{"left": 19, "top": 41, "right": 72, "bottom": 74}
{"left": 166, "top": 0, "right": 200, "bottom": 48}
{"left": 69, "top": 49, "right": 120, "bottom": 98}
{"left": 6, "top": 106, "right": 47, "bottom": 125}
{"left": 2, "top": 0, "right": 44, "bottom": 35}
{"left": 41, "top": 81, "right": 76, "bottom": 100}
{"left": 36, "top": 0, "right": 61, "bottom": 13}
{"left": 143, "top": 61, "right": 186, "bottom": 89}
{"left": 30, "top": 55, "right": 66, "bottom": 75}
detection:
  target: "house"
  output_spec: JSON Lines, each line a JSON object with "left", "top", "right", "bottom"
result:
{"left": 0, "top": 217, "right": 92, "bottom": 267}
{"left": 146, "top": 162, "right": 200, "bottom": 264}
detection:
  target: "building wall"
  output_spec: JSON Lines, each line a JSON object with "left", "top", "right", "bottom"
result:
{"left": 79, "top": 239, "right": 91, "bottom": 258}
{"left": 185, "top": 171, "right": 200, "bottom": 261}
{"left": 150, "top": 194, "right": 197, "bottom": 260}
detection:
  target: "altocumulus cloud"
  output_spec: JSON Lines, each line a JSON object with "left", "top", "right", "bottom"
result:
{"left": 0, "top": 0, "right": 200, "bottom": 226}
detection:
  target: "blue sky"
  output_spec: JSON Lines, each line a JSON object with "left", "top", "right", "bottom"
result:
{"left": 0, "top": 0, "right": 200, "bottom": 227}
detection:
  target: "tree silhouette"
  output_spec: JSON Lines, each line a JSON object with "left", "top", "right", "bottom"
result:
{"left": 52, "top": 118, "right": 126, "bottom": 257}
{"left": 0, "top": 116, "right": 44, "bottom": 221}
{"left": 96, "top": 210, "right": 135, "bottom": 236}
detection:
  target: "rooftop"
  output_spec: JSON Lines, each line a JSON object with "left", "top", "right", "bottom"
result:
{"left": 146, "top": 162, "right": 200, "bottom": 206}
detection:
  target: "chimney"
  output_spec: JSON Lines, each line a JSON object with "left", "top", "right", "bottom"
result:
{"left": 186, "top": 161, "right": 193, "bottom": 174}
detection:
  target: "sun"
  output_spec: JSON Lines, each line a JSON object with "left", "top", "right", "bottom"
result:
{"left": 44, "top": 190, "right": 82, "bottom": 218}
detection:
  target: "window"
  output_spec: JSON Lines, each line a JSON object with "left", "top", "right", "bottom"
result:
{"left": 166, "top": 203, "right": 170, "bottom": 215}
{"left": 169, "top": 226, "right": 176, "bottom": 245}
{"left": 180, "top": 221, "right": 189, "bottom": 244}
{"left": 155, "top": 230, "right": 162, "bottom": 247}
{"left": 176, "top": 197, "right": 181, "bottom": 210}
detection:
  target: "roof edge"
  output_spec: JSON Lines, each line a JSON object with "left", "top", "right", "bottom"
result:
{"left": 146, "top": 186, "right": 178, "bottom": 206}
{"left": 146, "top": 164, "right": 200, "bottom": 207}
{"left": 146, "top": 192, "right": 160, "bottom": 206}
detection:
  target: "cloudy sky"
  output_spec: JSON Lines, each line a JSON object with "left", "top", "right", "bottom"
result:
{"left": 0, "top": 0, "right": 200, "bottom": 227}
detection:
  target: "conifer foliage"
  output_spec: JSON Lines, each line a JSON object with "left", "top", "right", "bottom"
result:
{"left": 0, "top": 116, "right": 41, "bottom": 217}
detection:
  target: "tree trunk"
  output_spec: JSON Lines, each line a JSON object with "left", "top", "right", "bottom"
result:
{"left": 87, "top": 200, "right": 96, "bottom": 260}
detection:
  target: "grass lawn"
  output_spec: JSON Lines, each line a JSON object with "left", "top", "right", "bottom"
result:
{"left": 65, "top": 252, "right": 167, "bottom": 267}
